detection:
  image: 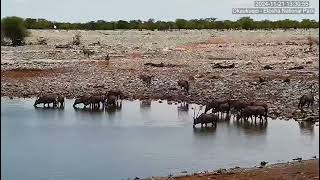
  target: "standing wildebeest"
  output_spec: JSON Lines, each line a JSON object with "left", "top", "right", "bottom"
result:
{"left": 249, "top": 101, "right": 268, "bottom": 117}
{"left": 298, "top": 93, "right": 314, "bottom": 109}
{"left": 139, "top": 75, "right": 152, "bottom": 85}
{"left": 56, "top": 95, "right": 65, "bottom": 108}
{"left": 105, "top": 95, "right": 117, "bottom": 108}
{"left": 34, "top": 95, "right": 57, "bottom": 107}
{"left": 240, "top": 106, "right": 267, "bottom": 122}
{"left": 107, "top": 90, "right": 123, "bottom": 100}
{"left": 204, "top": 99, "right": 228, "bottom": 113}
{"left": 88, "top": 95, "right": 106, "bottom": 109}
{"left": 193, "top": 113, "right": 219, "bottom": 128}
{"left": 228, "top": 99, "right": 250, "bottom": 115}
{"left": 212, "top": 102, "right": 230, "bottom": 118}
{"left": 177, "top": 80, "right": 189, "bottom": 92}
{"left": 73, "top": 95, "right": 91, "bottom": 108}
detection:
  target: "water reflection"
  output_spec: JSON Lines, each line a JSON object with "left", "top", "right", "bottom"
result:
{"left": 177, "top": 102, "right": 189, "bottom": 119}
{"left": 193, "top": 126, "right": 217, "bottom": 136}
{"left": 234, "top": 119, "right": 267, "bottom": 135}
{"left": 298, "top": 121, "right": 315, "bottom": 135}
{"left": 140, "top": 99, "right": 151, "bottom": 108}
{"left": 1, "top": 98, "right": 319, "bottom": 180}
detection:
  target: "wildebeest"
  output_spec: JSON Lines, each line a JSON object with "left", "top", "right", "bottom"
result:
{"left": 107, "top": 90, "right": 123, "bottom": 100}
{"left": 34, "top": 95, "right": 57, "bottom": 107}
{"left": 105, "top": 95, "right": 117, "bottom": 107}
{"left": 249, "top": 101, "right": 268, "bottom": 117}
{"left": 56, "top": 95, "right": 65, "bottom": 108}
{"left": 298, "top": 93, "right": 314, "bottom": 109}
{"left": 73, "top": 95, "right": 91, "bottom": 108}
{"left": 240, "top": 105, "right": 267, "bottom": 122}
{"left": 204, "top": 99, "right": 228, "bottom": 113}
{"left": 139, "top": 75, "right": 152, "bottom": 85}
{"left": 212, "top": 102, "right": 230, "bottom": 118}
{"left": 228, "top": 99, "right": 249, "bottom": 114}
{"left": 177, "top": 80, "right": 189, "bottom": 92}
{"left": 193, "top": 113, "right": 218, "bottom": 128}
{"left": 88, "top": 95, "right": 106, "bottom": 109}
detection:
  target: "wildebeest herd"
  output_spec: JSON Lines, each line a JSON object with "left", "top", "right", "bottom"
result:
{"left": 33, "top": 78, "right": 315, "bottom": 129}
{"left": 193, "top": 90, "right": 315, "bottom": 128}
{"left": 193, "top": 99, "right": 268, "bottom": 128}
{"left": 34, "top": 90, "right": 123, "bottom": 109}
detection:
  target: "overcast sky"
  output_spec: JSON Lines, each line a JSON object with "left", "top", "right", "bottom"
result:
{"left": 1, "top": 0, "right": 319, "bottom": 22}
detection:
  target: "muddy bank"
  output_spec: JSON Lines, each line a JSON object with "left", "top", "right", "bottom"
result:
{"left": 145, "top": 159, "right": 319, "bottom": 180}
{"left": 1, "top": 29, "right": 319, "bottom": 121}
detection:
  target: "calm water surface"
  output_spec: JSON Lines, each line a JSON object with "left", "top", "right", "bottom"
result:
{"left": 1, "top": 98, "right": 319, "bottom": 180}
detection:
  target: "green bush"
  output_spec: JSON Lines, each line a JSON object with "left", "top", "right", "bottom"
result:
{"left": 1, "top": 16, "right": 29, "bottom": 46}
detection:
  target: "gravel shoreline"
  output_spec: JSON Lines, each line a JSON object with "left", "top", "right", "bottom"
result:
{"left": 145, "top": 159, "right": 319, "bottom": 180}
{"left": 1, "top": 29, "right": 319, "bottom": 121}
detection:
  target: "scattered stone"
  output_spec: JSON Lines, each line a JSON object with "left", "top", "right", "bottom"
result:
{"left": 283, "top": 77, "right": 290, "bottom": 83}
{"left": 263, "top": 65, "right": 273, "bottom": 70}
{"left": 260, "top": 161, "right": 268, "bottom": 166}
{"left": 293, "top": 157, "right": 302, "bottom": 162}
{"left": 288, "top": 65, "right": 304, "bottom": 70}
{"left": 212, "top": 63, "right": 235, "bottom": 69}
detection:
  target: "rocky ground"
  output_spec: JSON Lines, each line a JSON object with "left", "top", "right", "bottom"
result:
{"left": 146, "top": 159, "right": 319, "bottom": 180}
{"left": 1, "top": 29, "right": 319, "bottom": 120}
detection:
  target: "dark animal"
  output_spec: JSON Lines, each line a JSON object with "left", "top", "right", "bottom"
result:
{"left": 241, "top": 106, "right": 267, "bottom": 122}
{"left": 73, "top": 95, "right": 91, "bottom": 108}
{"left": 105, "top": 95, "right": 117, "bottom": 107}
{"left": 88, "top": 95, "right": 106, "bottom": 109}
{"left": 212, "top": 102, "right": 230, "bottom": 118}
{"left": 139, "top": 75, "right": 152, "bottom": 84}
{"left": 193, "top": 113, "right": 218, "bottom": 128}
{"left": 57, "top": 95, "right": 65, "bottom": 107}
{"left": 204, "top": 99, "right": 228, "bottom": 113}
{"left": 249, "top": 101, "right": 268, "bottom": 117}
{"left": 298, "top": 93, "right": 314, "bottom": 109}
{"left": 34, "top": 95, "right": 57, "bottom": 107}
{"left": 83, "top": 49, "right": 94, "bottom": 57}
{"left": 177, "top": 80, "right": 189, "bottom": 92}
{"left": 107, "top": 90, "right": 122, "bottom": 99}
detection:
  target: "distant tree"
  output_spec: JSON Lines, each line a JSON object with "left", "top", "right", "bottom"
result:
{"left": 238, "top": 17, "right": 255, "bottom": 30}
{"left": 116, "top": 20, "right": 130, "bottom": 29}
{"left": 175, "top": 19, "right": 188, "bottom": 29}
{"left": 1, "top": 16, "right": 29, "bottom": 46}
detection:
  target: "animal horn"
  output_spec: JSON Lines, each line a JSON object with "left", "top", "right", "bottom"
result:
{"left": 196, "top": 107, "right": 201, "bottom": 118}
{"left": 193, "top": 106, "right": 196, "bottom": 119}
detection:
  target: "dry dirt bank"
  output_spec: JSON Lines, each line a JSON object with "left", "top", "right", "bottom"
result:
{"left": 1, "top": 29, "right": 319, "bottom": 120}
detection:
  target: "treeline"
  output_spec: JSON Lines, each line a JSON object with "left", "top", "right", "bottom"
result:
{"left": 16, "top": 17, "right": 320, "bottom": 30}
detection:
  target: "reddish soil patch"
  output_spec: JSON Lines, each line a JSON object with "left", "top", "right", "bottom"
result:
{"left": 1, "top": 68, "right": 66, "bottom": 79}
{"left": 168, "top": 160, "right": 319, "bottom": 180}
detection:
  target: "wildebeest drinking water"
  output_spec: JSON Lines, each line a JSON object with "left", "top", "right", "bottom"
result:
{"left": 193, "top": 113, "right": 219, "bottom": 128}
{"left": 73, "top": 95, "right": 91, "bottom": 108}
{"left": 34, "top": 95, "right": 58, "bottom": 107}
